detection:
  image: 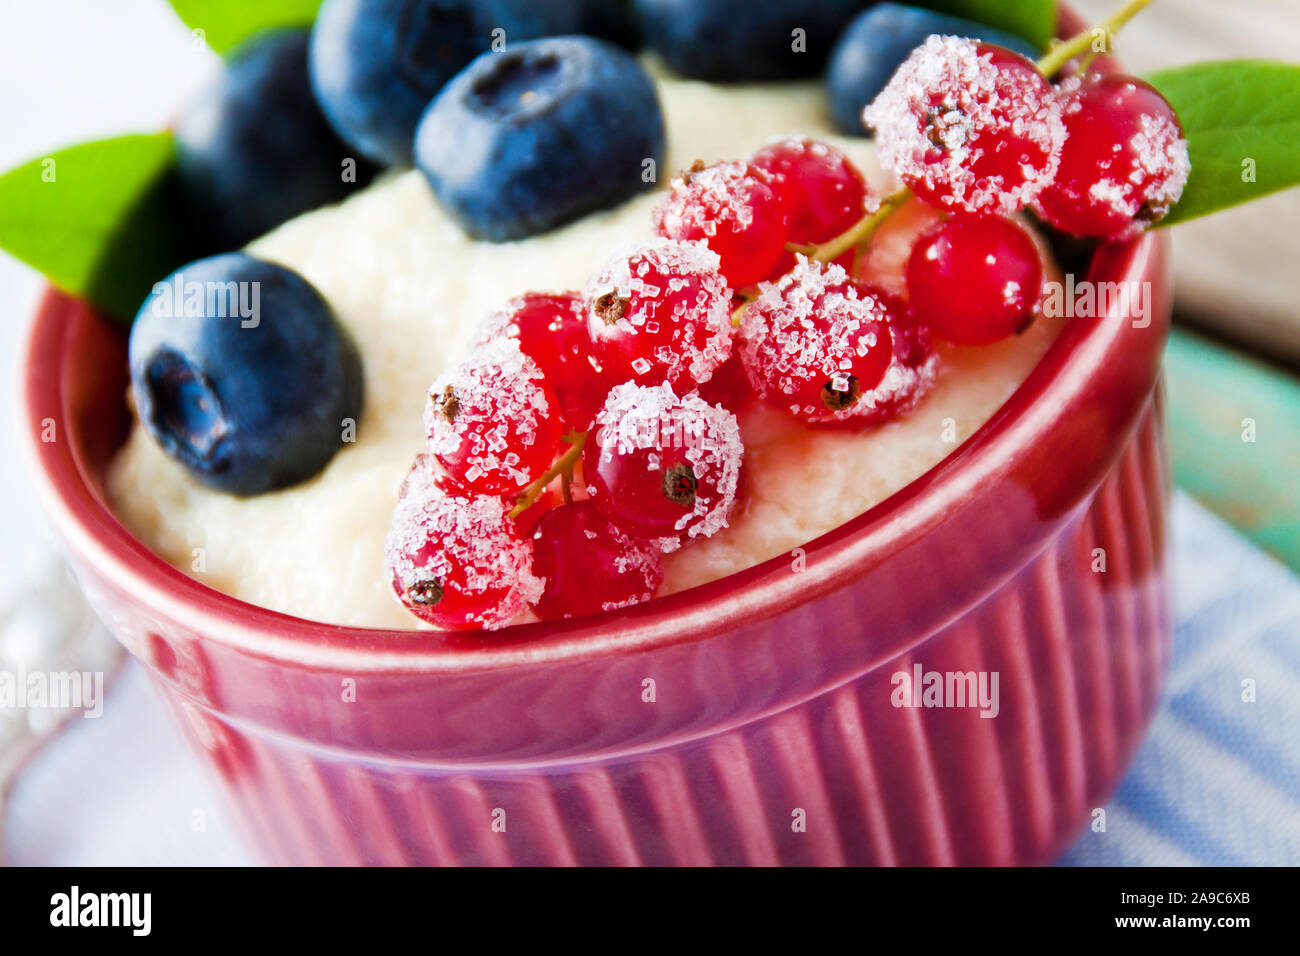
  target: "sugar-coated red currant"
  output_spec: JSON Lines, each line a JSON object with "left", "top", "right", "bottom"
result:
{"left": 584, "top": 238, "right": 734, "bottom": 393}
{"left": 386, "top": 457, "right": 543, "bottom": 630}
{"left": 478, "top": 291, "right": 614, "bottom": 431}
{"left": 653, "top": 160, "right": 788, "bottom": 289}
{"left": 905, "top": 215, "right": 1044, "bottom": 346}
{"left": 583, "top": 382, "right": 743, "bottom": 550}
{"left": 531, "top": 500, "right": 664, "bottom": 621}
{"left": 512, "top": 483, "right": 563, "bottom": 539}
{"left": 739, "top": 258, "right": 895, "bottom": 424}
{"left": 865, "top": 36, "right": 1065, "bottom": 217}
{"left": 749, "top": 137, "right": 872, "bottom": 245}
{"left": 426, "top": 337, "right": 564, "bottom": 496}
{"left": 844, "top": 283, "right": 941, "bottom": 426}
{"left": 1033, "top": 72, "right": 1190, "bottom": 240}
{"left": 695, "top": 352, "right": 751, "bottom": 411}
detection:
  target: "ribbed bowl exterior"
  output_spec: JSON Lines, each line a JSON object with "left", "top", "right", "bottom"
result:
{"left": 138, "top": 395, "right": 1168, "bottom": 866}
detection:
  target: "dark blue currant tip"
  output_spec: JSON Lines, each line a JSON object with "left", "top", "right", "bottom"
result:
{"left": 129, "top": 253, "right": 364, "bottom": 497}
{"left": 827, "top": 3, "right": 1043, "bottom": 136}
{"left": 415, "top": 35, "right": 664, "bottom": 242}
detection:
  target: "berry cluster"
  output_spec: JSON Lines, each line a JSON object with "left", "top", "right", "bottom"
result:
{"left": 389, "top": 136, "right": 935, "bottom": 629}
{"left": 387, "top": 33, "right": 1192, "bottom": 630}
{"left": 388, "top": 234, "right": 745, "bottom": 629}
{"left": 656, "top": 138, "right": 943, "bottom": 423}
{"left": 857, "top": 35, "right": 1190, "bottom": 345}
{"left": 654, "top": 137, "right": 877, "bottom": 289}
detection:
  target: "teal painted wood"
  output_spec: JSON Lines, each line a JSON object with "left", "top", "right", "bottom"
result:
{"left": 1164, "top": 327, "right": 1300, "bottom": 572}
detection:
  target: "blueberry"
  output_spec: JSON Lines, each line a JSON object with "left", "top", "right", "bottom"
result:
{"left": 555, "top": 0, "right": 641, "bottom": 50}
{"left": 632, "top": 0, "right": 869, "bottom": 81}
{"left": 415, "top": 36, "right": 664, "bottom": 241}
{"left": 498, "top": 1, "right": 641, "bottom": 49}
{"left": 129, "top": 254, "right": 364, "bottom": 496}
{"left": 827, "top": 3, "right": 1042, "bottom": 136}
{"left": 310, "top": 0, "right": 640, "bottom": 168}
{"left": 174, "top": 29, "right": 376, "bottom": 251}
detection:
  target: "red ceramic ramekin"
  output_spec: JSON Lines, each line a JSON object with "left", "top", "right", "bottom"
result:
{"left": 18, "top": 9, "right": 1173, "bottom": 862}
{"left": 18, "top": 231, "right": 1173, "bottom": 866}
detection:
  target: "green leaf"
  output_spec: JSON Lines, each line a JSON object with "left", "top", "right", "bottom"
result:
{"left": 167, "top": 0, "right": 322, "bottom": 55}
{"left": 1146, "top": 60, "right": 1300, "bottom": 227}
{"left": 918, "top": 0, "right": 1058, "bottom": 50}
{"left": 0, "top": 134, "right": 198, "bottom": 321}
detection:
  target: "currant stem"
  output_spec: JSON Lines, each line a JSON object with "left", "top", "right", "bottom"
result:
{"left": 510, "top": 432, "right": 586, "bottom": 519}
{"left": 731, "top": 186, "right": 913, "bottom": 327}
{"left": 1035, "top": 0, "right": 1155, "bottom": 78}
{"left": 812, "top": 187, "right": 912, "bottom": 264}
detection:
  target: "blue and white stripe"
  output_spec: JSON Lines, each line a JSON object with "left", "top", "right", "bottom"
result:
{"left": 1062, "top": 493, "right": 1300, "bottom": 866}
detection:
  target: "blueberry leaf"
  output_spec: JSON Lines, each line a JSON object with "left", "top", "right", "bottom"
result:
{"left": 1147, "top": 60, "right": 1300, "bottom": 227}
{"left": 0, "top": 134, "right": 197, "bottom": 321}
{"left": 166, "top": 0, "right": 321, "bottom": 55}
{"left": 918, "top": 0, "right": 1057, "bottom": 50}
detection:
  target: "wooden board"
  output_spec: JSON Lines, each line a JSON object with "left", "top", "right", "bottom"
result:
{"left": 1163, "top": 328, "right": 1300, "bottom": 570}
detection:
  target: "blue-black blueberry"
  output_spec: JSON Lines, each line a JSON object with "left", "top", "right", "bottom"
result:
{"left": 174, "top": 28, "right": 376, "bottom": 251}
{"left": 310, "top": 0, "right": 639, "bottom": 168}
{"left": 415, "top": 36, "right": 664, "bottom": 241}
{"left": 129, "top": 253, "right": 364, "bottom": 496}
{"left": 632, "top": 0, "right": 870, "bottom": 81}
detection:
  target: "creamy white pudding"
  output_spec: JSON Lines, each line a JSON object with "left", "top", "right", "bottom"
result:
{"left": 108, "top": 72, "right": 1064, "bottom": 629}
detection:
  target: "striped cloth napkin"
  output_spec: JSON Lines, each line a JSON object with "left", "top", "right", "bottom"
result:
{"left": 1062, "top": 493, "right": 1300, "bottom": 865}
{"left": 5, "top": 493, "right": 1298, "bottom": 866}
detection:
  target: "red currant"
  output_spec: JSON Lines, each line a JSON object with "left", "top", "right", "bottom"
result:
{"left": 749, "top": 137, "right": 871, "bottom": 245}
{"left": 512, "top": 482, "right": 563, "bottom": 539}
{"left": 865, "top": 37, "right": 1065, "bottom": 217}
{"left": 584, "top": 238, "right": 734, "bottom": 393}
{"left": 531, "top": 500, "right": 664, "bottom": 621}
{"left": 905, "top": 215, "right": 1045, "bottom": 346}
{"left": 695, "top": 351, "right": 751, "bottom": 411}
{"left": 426, "top": 337, "right": 564, "bottom": 496}
{"left": 478, "top": 291, "right": 614, "bottom": 431}
{"left": 845, "top": 284, "right": 940, "bottom": 426}
{"left": 739, "top": 258, "right": 895, "bottom": 424}
{"left": 583, "top": 382, "right": 743, "bottom": 549}
{"left": 1034, "top": 72, "right": 1190, "bottom": 240}
{"left": 386, "top": 458, "right": 542, "bottom": 630}
{"left": 653, "top": 160, "right": 788, "bottom": 289}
